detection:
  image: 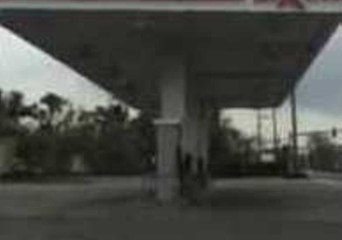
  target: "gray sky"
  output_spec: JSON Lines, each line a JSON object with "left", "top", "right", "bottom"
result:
{"left": 297, "top": 24, "right": 342, "bottom": 116}
{"left": 0, "top": 26, "right": 112, "bottom": 110}
{"left": 1, "top": 24, "right": 342, "bottom": 143}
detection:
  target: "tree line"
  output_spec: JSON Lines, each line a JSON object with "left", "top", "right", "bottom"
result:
{"left": 3, "top": 88, "right": 335, "bottom": 179}
{"left": 0, "top": 89, "right": 155, "bottom": 176}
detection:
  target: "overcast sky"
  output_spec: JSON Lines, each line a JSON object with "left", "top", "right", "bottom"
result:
{"left": 1, "top": 24, "right": 342, "bottom": 144}
{"left": 0, "top": 26, "right": 112, "bottom": 110}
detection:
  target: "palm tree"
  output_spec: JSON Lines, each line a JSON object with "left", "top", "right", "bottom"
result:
{"left": 40, "top": 92, "right": 67, "bottom": 131}
{"left": 7, "top": 91, "right": 24, "bottom": 121}
{"left": 94, "top": 104, "right": 129, "bottom": 134}
{"left": 0, "top": 90, "right": 27, "bottom": 136}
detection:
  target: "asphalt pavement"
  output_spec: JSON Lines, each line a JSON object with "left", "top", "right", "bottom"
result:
{"left": 0, "top": 177, "right": 341, "bottom": 240}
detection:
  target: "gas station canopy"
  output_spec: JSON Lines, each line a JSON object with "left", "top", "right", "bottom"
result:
{"left": 0, "top": 0, "right": 341, "bottom": 110}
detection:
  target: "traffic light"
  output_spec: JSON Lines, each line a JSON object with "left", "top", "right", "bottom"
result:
{"left": 332, "top": 127, "right": 337, "bottom": 138}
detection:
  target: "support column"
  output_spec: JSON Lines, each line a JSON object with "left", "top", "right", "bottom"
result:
{"left": 256, "top": 109, "right": 263, "bottom": 162}
{"left": 289, "top": 83, "right": 299, "bottom": 175}
{"left": 198, "top": 105, "right": 210, "bottom": 166}
{"left": 272, "top": 108, "right": 280, "bottom": 170}
{"left": 154, "top": 119, "right": 181, "bottom": 201}
{"left": 155, "top": 56, "right": 186, "bottom": 202}
{"left": 182, "top": 98, "right": 212, "bottom": 171}
{"left": 155, "top": 54, "right": 212, "bottom": 201}
{"left": 181, "top": 99, "right": 211, "bottom": 192}
{"left": 197, "top": 103, "right": 211, "bottom": 188}
{"left": 182, "top": 104, "right": 201, "bottom": 169}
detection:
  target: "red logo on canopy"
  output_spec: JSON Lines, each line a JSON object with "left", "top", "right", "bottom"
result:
{"left": 278, "top": 0, "right": 304, "bottom": 9}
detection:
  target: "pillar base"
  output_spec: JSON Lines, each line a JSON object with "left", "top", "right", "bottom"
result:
{"left": 154, "top": 118, "right": 181, "bottom": 202}
{"left": 155, "top": 176, "right": 179, "bottom": 202}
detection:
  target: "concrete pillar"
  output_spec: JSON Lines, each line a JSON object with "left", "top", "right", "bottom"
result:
{"left": 154, "top": 56, "right": 186, "bottom": 201}
{"left": 154, "top": 119, "right": 181, "bottom": 201}
{"left": 196, "top": 103, "right": 211, "bottom": 189}
{"left": 159, "top": 56, "right": 186, "bottom": 119}
{"left": 155, "top": 55, "right": 211, "bottom": 201}
{"left": 182, "top": 109, "right": 201, "bottom": 166}
{"left": 181, "top": 73, "right": 207, "bottom": 172}
{"left": 180, "top": 100, "right": 211, "bottom": 193}
{"left": 197, "top": 104, "right": 210, "bottom": 167}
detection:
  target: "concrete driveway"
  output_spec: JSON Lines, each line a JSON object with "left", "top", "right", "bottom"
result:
{"left": 0, "top": 177, "right": 341, "bottom": 240}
